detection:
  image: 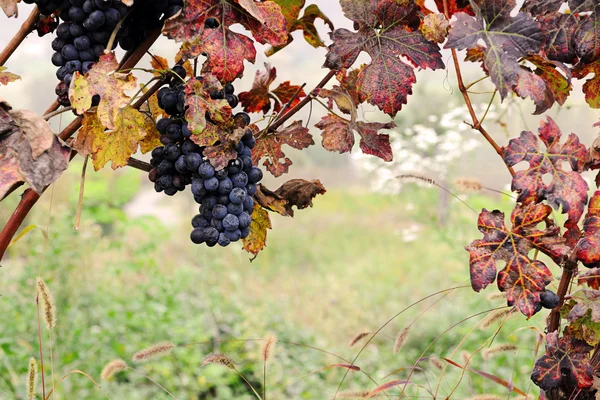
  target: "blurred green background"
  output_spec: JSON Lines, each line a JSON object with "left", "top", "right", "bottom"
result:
{"left": 2, "top": 2, "right": 599, "bottom": 398}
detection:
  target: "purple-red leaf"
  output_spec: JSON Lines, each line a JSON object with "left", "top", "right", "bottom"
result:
{"left": 503, "top": 117, "right": 588, "bottom": 228}
{"left": 323, "top": 0, "right": 443, "bottom": 117}
{"left": 465, "top": 203, "right": 569, "bottom": 316}
{"left": 531, "top": 331, "right": 593, "bottom": 392}
{"left": 576, "top": 191, "right": 600, "bottom": 268}
{"left": 445, "top": 1, "right": 543, "bottom": 99}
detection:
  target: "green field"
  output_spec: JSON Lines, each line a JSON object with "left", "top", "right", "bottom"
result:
{"left": 0, "top": 166, "right": 551, "bottom": 399}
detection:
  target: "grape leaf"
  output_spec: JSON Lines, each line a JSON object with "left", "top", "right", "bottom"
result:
{"left": 531, "top": 331, "right": 593, "bottom": 392}
{"left": 273, "top": 179, "right": 326, "bottom": 215}
{"left": 184, "top": 75, "right": 233, "bottom": 142}
{"left": 315, "top": 114, "right": 395, "bottom": 162}
{"left": 0, "top": 0, "right": 18, "bottom": 17}
{"left": 567, "top": 290, "right": 600, "bottom": 324}
{"left": 252, "top": 120, "right": 313, "bottom": 177}
{"left": 579, "top": 268, "right": 600, "bottom": 290}
{"left": 238, "top": 63, "right": 306, "bottom": 114}
{"left": 78, "top": 107, "right": 159, "bottom": 171}
{"left": 576, "top": 191, "right": 600, "bottom": 268}
{"left": 445, "top": 0, "right": 543, "bottom": 99}
{"left": 0, "top": 66, "right": 20, "bottom": 85}
{"left": 465, "top": 203, "right": 569, "bottom": 317}
{"left": 255, "top": 184, "right": 290, "bottom": 216}
{"left": 573, "top": 59, "right": 600, "bottom": 108}
{"left": 255, "top": 180, "right": 326, "bottom": 217}
{"left": 420, "top": 13, "right": 449, "bottom": 44}
{"left": 573, "top": 9, "right": 600, "bottom": 63}
{"left": 514, "top": 69, "right": 554, "bottom": 115}
{"left": 266, "top": 2, "right": 334, "bottom": 56}
{"left": 69, "top": 52, "right": 137, "bottom": 130}
{"left": 503, "top": 117, "right": 588, "bottom": 228}
{"left": 324, "top": 0, "right": 444, "bottom": 117}
{"left": 242, "top": 204, "right": 271, "bottom": 255}
{"left": 163, "top": 0, "right": 287, "bottom": 82}
{"left": 0, "top": 102, "right": 69, "bottom": 198}
{"left": 315, "top": 85, "right": 395, "bottom": 162}
{"left": 204, "top": 140, "right": 238, "bottom": 171}
{"left": 526, "top": 55, "right": 572, "bottom": 106}
{"left": 537, "top": 13, "right": 579, "bottom": 64}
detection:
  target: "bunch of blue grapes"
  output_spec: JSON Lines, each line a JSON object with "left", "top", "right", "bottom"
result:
{"left": 148, "top": 75, "right": 262, "bottom": 247}
{"left": 24, "top": 0, "right": 183, "bottom": 106}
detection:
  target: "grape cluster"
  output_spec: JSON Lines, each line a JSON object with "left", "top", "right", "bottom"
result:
{"left": 148, "top": 76, "right": 262, "bottom": 247}
{"left": 25, "top": 0, "right": 183, "bottom": 105}
{"left": 190, "top": 130, "right": 262, "bottom": 247}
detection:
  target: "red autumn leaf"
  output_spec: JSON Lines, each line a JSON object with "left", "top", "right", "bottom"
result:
{"left": 513, "top": 70, "right": 554, "bottom": 115}
{"left": 445, "top": 0, "right": 543, "bottom": 100}
{"left": 521, "top": 0, "right": 563, "bottom": 15}
{"left": 163, "top": 0, "right": 287, "bottom": 82}
{"left": 336, "top": 66, "right": 367, "bottom": 108}
{"left": 503, "top": 117, "right": 588, "bottom": 228}
{"left": 238, "top": 63, "right": 305, "bottom": 114}
{"left": 252, "top": 120, "right": 313, "bottom": 177}
{"left": 576, "top": 191, "right": 600, "bottom": 268}
{"left": 465, "top": 203, "right": 569, "bottom": 317}
{"left": 324, "top": 0, "right": 443, "bottom": 117}
{"left": 579, "top": 268, "right": 600, "bottom": 290}
{"left": 537, "top": 13, "right": 580, "bottom": 64}
{"left": 573, "top": 11, "right": 600, "bottom": 64}
{"left": 531, "top": 331, "right": 593, "bottom": 392}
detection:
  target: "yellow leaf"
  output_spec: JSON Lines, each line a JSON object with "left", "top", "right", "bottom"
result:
{"left": 72, "top": 112, "right": 104, "bottom": 156}
{"left": 182, "top": 60, "right": 194, "bottom": 79}
{"left": 0, "top": 66, "right": 20, "bottom": 85}
{"left": 150, "top": 55, "right": 169, "bottom": 77}
{"left": 69, "top": 52, "right": 138, "bottom": 129}
{"left": 91, "top": 106, "right": 152, "bottom": 170}
{"left": 242, "top": 205, "right": 271, "bottom": 255}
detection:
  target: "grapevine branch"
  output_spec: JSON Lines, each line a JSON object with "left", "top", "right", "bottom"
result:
{"left": 0, "top": 27, "right": 164, "bottom": 262}
{"left": 0, "top": 6, "right": 39, "bottom": 66}
{"left": 548, "top": 250, "right": 578, "bottom": 332}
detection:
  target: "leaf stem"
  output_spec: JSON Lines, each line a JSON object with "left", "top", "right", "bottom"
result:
{"left": 311, "top": 96, "right": 350, "bottom": 122}
{"left": 74, "top": 155, "right": 88, "bottom": 230}
{"left": 43, "top": 107, "right": 73, "bottom": 121}
{"left": 464, "top": 75, "right": 489, "bottom": 90}
{"left": 0, "top": 6, "right": 39, "bottom": 66}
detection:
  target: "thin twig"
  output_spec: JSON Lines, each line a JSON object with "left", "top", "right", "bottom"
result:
{"left": 43, "top": 107, "right": 73, "bottom": 121}
{"left": 0, "top": 6, "right": 39, "bottom": 66}
{"left": 267, "top": 70, "right": 336, "bottom": 133}
{"left": 548, "top": 250, "right": 578, "bottom": 332}
{"left": 74, "top": 155, "right": 88, "bottom": 230}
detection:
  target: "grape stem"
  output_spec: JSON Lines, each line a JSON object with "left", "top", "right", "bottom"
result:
{"left": 0, "top": 27, "right": 164, "bottom": 262}
{"left": 43, "top": 106, "right": 73, "bottom": 121}
{"left": 0, "top": 6, "right": 39, "bottom": 66}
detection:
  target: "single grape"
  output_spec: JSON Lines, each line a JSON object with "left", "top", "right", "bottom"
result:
{"left": 223, "top": 214, "right": 239, "bottom": 231}
{"left": 229, "top": 187, "right": 246, "bottom": 204}
{"left": 218, "top": 233, "right": 231, "bottom": 247}
{"left": 204, "top": 17, "right": 219, "bottom": 28}
{"left": 227, "top": 203, "right": 244, "bottom": 216}
{"left": 217, "top": 178, "right": 233, "bottom": 194}
{"left": 243, "top": 195, "right": 254, "bottom": 212}
{"left": 198, "top": 162, "right": 215, "bottom": 179}
{"left": 247, "top": 167, "right": 263, "bottom": 184}
{"left": 190, "top": 228, "right": 205, "bottom": 244}
{"left": 540, "top": 290, "right": 559, "bottom": 309}
{"left": 204, "top": 177, "right": 219, "bottom": 191}
{"left": 192, "top": 215, "right": 210, "bottom": 229}
{"left": 212, "top": 204, "right": 228, "bottom": 220}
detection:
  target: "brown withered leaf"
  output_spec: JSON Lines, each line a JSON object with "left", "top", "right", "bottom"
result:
{"left": 274, "top": 179, "right": 326, "bottom": 216}
{"left": 0, "top": 102, "right": 69, "bottom": 199}
{"left": 579, "top": 269, "right": 600, "bottom": 290}
{"left": 255, "top": 184, "right": 290, "bottom": 216}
